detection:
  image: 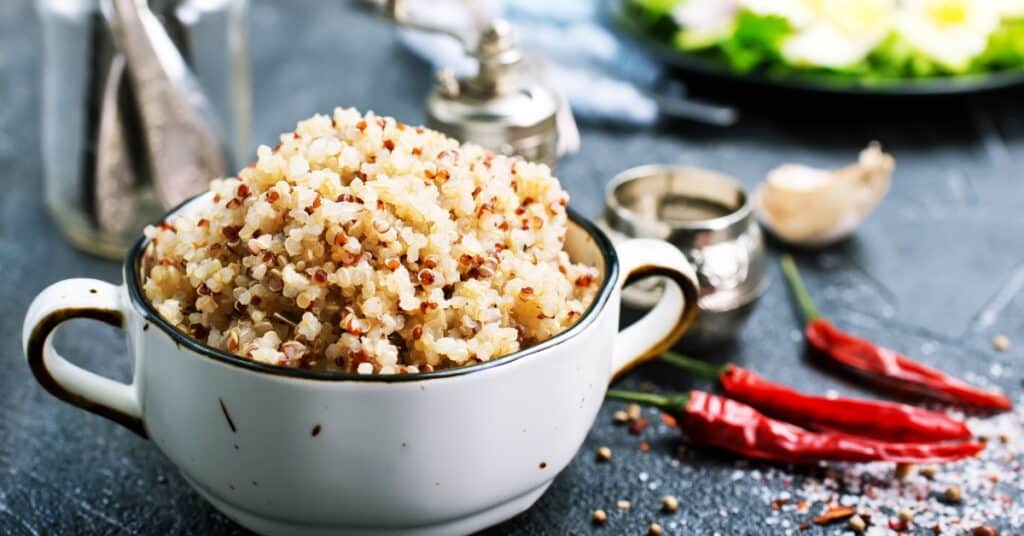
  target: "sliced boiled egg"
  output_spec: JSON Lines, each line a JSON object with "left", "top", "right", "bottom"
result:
{"left": 673, "top": 0, "right": 739, "bottom": 48}
{"left": 781, "top": 0, "right": 897, "bottom": 69}
{"left": 999, "top": 0, "right": 1024, "bottom": 18}
{"left": 897, "top": 0, "right": 1001, "bottom": 71}
{"left": 740, "top": 0, "right": 816, "bottom": 27}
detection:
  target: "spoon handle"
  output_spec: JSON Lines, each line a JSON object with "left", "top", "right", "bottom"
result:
{"left": 94, "top": 53, "right": 138, "bottom": 234}
{"left": 108, "top": 0, "right": 228, "bottom": 209}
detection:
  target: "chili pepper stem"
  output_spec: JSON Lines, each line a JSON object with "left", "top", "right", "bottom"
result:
{"left": 780, "top": 254, "right": 821, "bottom": 324}
{"left": 606, "top": 389, "right": 689, "bottom": 412}
{"left": 660, "top": 351, "right": 727, "bottom": 381}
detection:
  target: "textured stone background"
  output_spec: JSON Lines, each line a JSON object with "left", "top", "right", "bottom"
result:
{"left": 2, "top": 1, "right": 1023, "bottom": 534}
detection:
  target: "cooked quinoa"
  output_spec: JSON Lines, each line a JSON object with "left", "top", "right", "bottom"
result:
{"left": 141, "top": 108, "right": 599, "bottom": 374}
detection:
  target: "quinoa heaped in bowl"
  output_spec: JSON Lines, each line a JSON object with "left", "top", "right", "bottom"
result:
{"left": 141, "top": 108, "right": 600, "bottom": 374}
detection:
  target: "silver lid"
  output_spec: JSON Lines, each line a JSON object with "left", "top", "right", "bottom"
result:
{"left": 382, "top": 1, "right": 560, "bottom": 166}
{"left": 602, "top": 165, "right": 767, "bottom": 346}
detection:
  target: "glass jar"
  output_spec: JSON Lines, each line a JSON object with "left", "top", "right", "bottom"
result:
{"left": 36, "top": 0, "right": 250, "bottom": 259}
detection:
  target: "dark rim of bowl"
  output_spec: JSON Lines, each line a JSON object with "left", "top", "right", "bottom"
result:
{"left": 124, "top": 193, "right": 619, "bottom": 382}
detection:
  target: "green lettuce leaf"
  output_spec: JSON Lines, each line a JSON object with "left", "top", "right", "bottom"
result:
{"left": 622, "top": 0, "right": 682, "bottom": 42}
{"left": 716, "top": 11, "right": 790, "bottom": 72}
{"left": 626, "top": 1, "right": 1024, "bottom": 80}
{"left": 974, "top": 18, "right": 1024, "bottom": 70}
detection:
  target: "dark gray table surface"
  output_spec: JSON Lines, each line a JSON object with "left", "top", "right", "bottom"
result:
{"left": 3, "top": 1, "right": 1024, "bottom": 534}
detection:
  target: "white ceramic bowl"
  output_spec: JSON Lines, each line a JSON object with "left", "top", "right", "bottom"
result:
{"left": 23, "top": 193, "right": 699, "bottom": 535}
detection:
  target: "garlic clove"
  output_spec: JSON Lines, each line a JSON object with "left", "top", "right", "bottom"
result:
{"left": 755, "top": 143, "right": 893, "bottom": 247}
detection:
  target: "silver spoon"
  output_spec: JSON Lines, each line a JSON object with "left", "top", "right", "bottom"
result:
{"left": 94, "top": 52, "right": 138, "bottom": 233}
{"left": 106, "top": 0, "right": 229, "bottom": 209}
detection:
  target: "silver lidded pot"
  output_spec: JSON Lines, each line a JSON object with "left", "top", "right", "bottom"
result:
{"left": 383, "top": 0, "right": 560, "bottom": 168}
{"left": 603, "top": 166, "right": 766, "bottom": 348}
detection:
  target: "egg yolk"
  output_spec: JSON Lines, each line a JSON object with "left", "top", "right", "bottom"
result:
{"left": 926, "top": 0, "right": 969, "bottom": 26}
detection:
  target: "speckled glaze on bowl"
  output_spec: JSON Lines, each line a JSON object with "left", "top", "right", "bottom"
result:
{"left": 23, "top": 192, "right": 699, "bottom": 536}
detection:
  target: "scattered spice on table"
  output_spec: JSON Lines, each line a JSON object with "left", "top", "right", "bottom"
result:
{"left": 592, "top": 509, "right": 607, "bottom": 524}
{"left": 606, "top": 389, "right": 984, "bottom": 464}
{"left": 944, "top": 485, "right": 963, "bottom": 504}
{"left": 661, "top": 495, "right": 679, "bottom": 513}
{"left": 629, "top": 418, "right": 650, "bottom": 436}
{"left": 648, "top": 521, "right": 663, "bottom": 535}
{"left": 660, "top": 351, "right": 973, "bottom": 443}
{"left": 733, "top": 397, "right": 1024, "bottom": 534}
{"left": 616, "top": 500, "right": 631, "bottom": 510}
{"left": 847, "top": 513, "right": 867, "bottom": 532}
{"left": 596, "top": 446, "right": 612, "bottom": 462}
{"left": 993, "top": 335, "right": 1011, "bottom": 353}
{"left": 780, "top": 255, "right": 1012, "bottom": 412}
{"left": 812, "top": 505, "right": 856, "bottom": 525}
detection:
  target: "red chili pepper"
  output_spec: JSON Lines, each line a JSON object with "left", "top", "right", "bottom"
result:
{"left": 659, "top": 352, "right": 972, "bottom": 443}
{"left": 605, "top": 390, "right": 985, "bottom": 464}
{"left": 780, "top": 255, "right": 1012, "bottom": 412}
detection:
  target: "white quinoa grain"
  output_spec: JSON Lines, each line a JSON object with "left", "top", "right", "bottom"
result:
{"left": 142, "top": 108, "right": 598, "bottom": 374}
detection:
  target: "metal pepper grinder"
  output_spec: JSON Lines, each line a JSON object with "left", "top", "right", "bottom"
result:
{"left": 384, "top": 0, "right": 561, "bottom": 168}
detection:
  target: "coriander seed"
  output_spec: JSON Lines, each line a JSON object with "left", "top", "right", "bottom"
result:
{"left": 944, "top": 485, "right": 962, "bottom": 504}
{"left": 972, "top": 525, "right": 998, "bottom": 536}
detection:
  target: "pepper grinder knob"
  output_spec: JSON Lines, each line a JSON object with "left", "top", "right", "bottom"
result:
{"left": 377, "top": 0, "right": 561, "bottom": 168}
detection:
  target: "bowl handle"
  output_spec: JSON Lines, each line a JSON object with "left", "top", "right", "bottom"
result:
{"left": 610, "top": 239, "right": 700, "bottom": 382}
{"left": 22, "top": 279, "right": 146, "bottom": 437}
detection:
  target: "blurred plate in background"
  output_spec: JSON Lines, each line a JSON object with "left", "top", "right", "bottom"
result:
{"left": 603, "top": 0, "right": 1024, "bottom": 97}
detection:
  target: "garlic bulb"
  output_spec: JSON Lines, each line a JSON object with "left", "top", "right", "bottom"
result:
{"left": 755, "top": 143, "right": 893, "bottom": 247}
